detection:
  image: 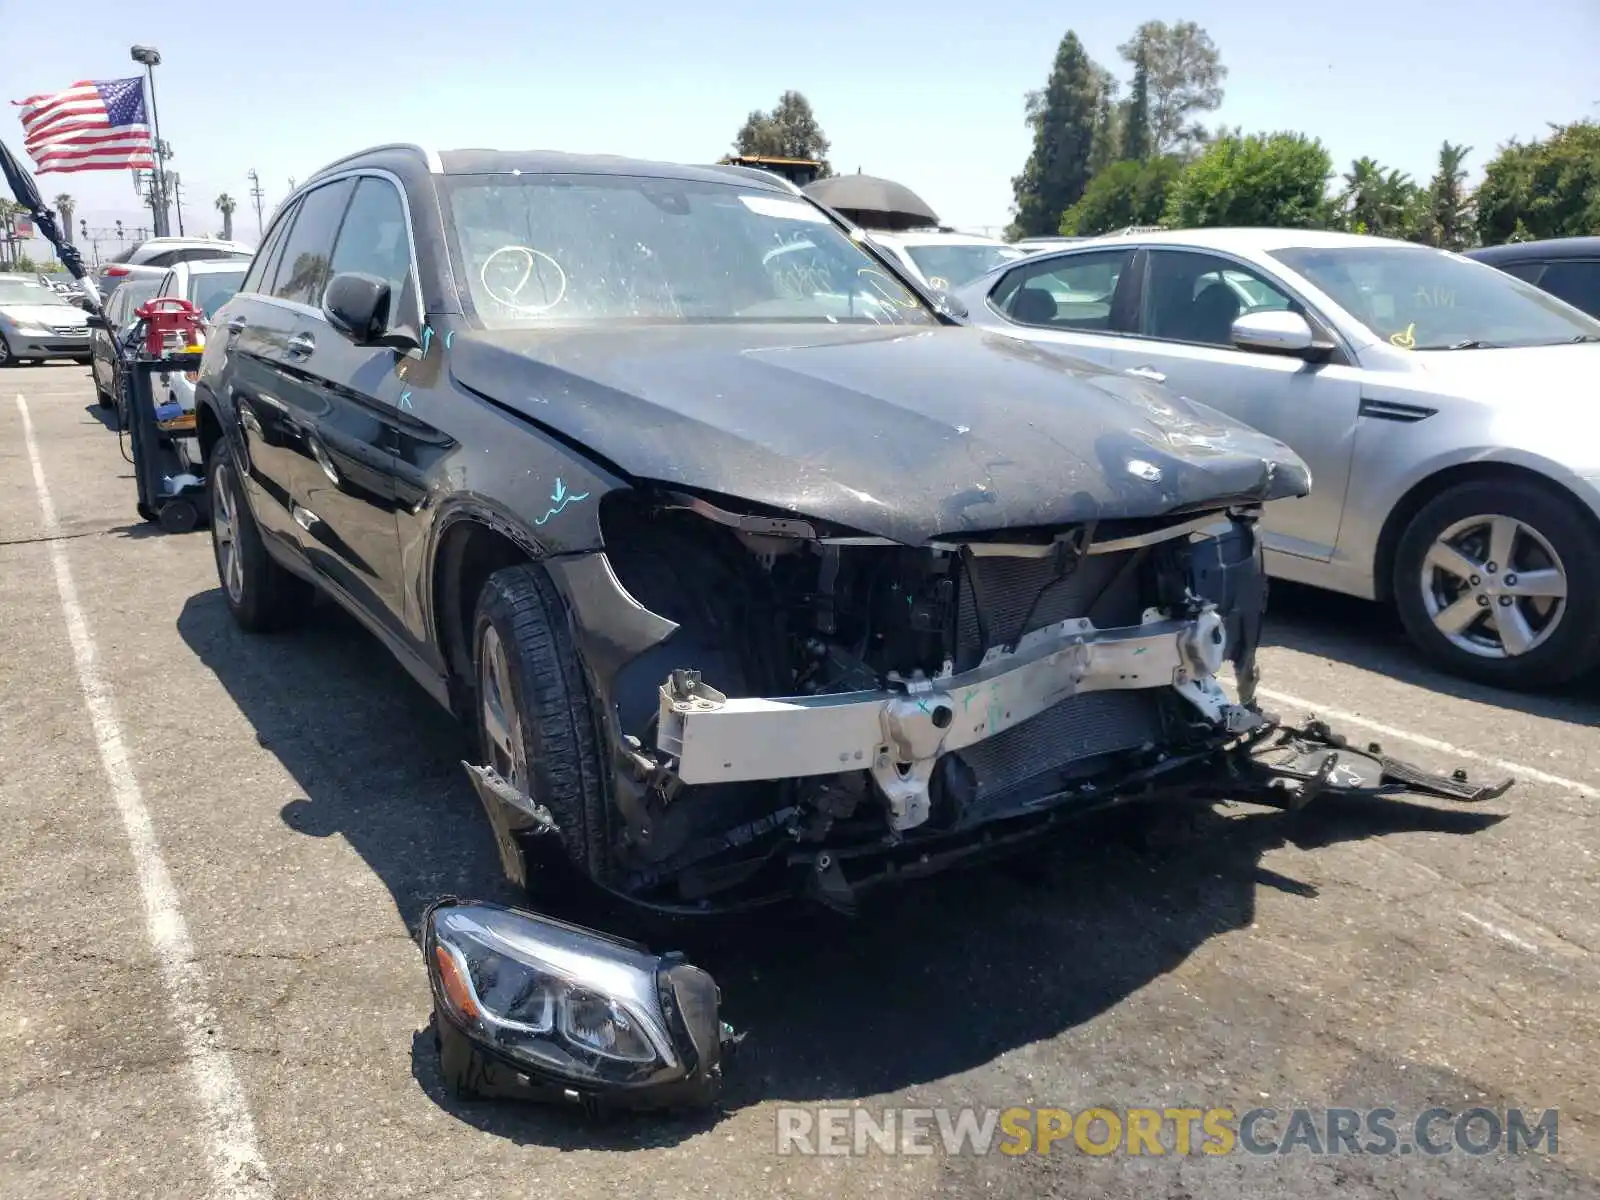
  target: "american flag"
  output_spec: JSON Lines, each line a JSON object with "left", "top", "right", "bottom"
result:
{"left": 10, "top": 78, "right": 156, "bottom": 174}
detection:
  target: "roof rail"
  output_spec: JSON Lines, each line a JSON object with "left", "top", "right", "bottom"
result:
{"left": 705, "top": 162, "right": 804, "bottom": 195}
{"left": 304, "top": 143, "right": 441, "bottom": 184}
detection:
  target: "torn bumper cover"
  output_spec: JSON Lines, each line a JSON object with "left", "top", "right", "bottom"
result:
{"left": 656, "top": 604, "right": 1260, "bottom": 831}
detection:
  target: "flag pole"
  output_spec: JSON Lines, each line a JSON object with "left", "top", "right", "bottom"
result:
{"left": 131, "top": 45, "right": 167, "bottom": 237}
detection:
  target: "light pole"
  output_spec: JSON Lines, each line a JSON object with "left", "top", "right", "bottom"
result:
{"left": 130, "top": 45, "right": 168, "bottom": 237}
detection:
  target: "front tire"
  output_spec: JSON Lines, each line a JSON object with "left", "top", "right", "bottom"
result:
{"left": 207, "top": 436, "right": 312, "bottom": 632}
{"left": 1393, "top": 478, "right": 1600, "bottom": 689}
{"left": 0, "top": 336, "right": 14, "bottom": 368}
{"left": 472, "top": 564, "right": 611, "bottom": 885}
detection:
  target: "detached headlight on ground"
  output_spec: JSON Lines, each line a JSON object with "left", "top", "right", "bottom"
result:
{"left": 423, "top": 899, "right": 731, "bottom": 1111}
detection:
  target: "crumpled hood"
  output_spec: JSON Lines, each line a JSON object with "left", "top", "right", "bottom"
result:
{"left": 449, "top": 322, "right": 1310, "bottom": 545}
{"left": 0, "top": 303, "right": 85, "bottom": 328}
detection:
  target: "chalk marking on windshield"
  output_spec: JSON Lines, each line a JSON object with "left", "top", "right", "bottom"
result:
{"left": 1389, "top": 322, "right": 1416, "bottom": 349}
{"left": 400, "top": 389, "right": 413, "bottom": 410}
{"left": 421, "top": 325, "right": 433, "bottom": 355}
{"left": 444, "top": 330, "right": 454, "bottom": 349}
{"left": 534, "top": 476, "right": 590, "bottom": 525}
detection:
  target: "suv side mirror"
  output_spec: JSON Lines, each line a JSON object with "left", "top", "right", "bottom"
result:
{"left": 1231, "top": 310, "right": 1333, "bottom": 359}
{"left": 85, "top": 313, "right": 109, "bottom": 332}
{"left": 323, "top": 271, "right": 392, "bottom": 344}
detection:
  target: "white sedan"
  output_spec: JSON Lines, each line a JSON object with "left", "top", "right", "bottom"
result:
{"left": 953, "top": 228, "right": 1600, "bottom": 690}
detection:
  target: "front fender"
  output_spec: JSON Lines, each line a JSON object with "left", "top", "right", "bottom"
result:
{"left": 1342, "top": 442, "right": 1600, "bottom": 589}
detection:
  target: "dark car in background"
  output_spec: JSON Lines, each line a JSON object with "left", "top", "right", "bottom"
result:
{"left": 1468, "top": 237, "right": 1600, "bottom": 318}
{"left": 89, "top": 276, "right": 160, "bottom": 413}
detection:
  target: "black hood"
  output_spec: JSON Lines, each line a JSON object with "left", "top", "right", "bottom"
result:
{"left": 448, "top": 323, "right": 1310, "bottom": 545}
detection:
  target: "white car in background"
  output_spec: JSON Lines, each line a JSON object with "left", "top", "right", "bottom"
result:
{"left": 150, "top": 259, "right": 250, "bottom": 473}
{"left": 864, "top": 228, "right": 1027, "bottom": 291}
{"left": 953, "top": 227, "right": 1600, "bottom": 690}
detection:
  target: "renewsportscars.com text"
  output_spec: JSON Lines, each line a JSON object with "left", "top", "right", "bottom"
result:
{"left": 775, "top": 1106, "right": 1559, "bottom": 1158}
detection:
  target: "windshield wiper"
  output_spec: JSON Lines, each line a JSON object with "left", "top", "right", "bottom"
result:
{"left": 1420, "top": 339, "right": 1498, "bottom": 350}
{"left": 1569, "top": 334, "right": 1600, "bottom": 344}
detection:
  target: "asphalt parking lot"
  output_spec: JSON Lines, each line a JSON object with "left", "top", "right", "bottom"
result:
{"left": 3, "top": 362, "right": 1598, "bottom": 1200}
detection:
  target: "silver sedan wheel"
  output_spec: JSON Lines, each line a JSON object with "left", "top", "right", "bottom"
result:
{"left": 480, "top": 625, "right": 528, "bottom": 791}
{"left": 1420, "top": 513, "right": 1568, "bottom": 659}
{"left": 211, "top": 460, "right": 245, "bottom": 604}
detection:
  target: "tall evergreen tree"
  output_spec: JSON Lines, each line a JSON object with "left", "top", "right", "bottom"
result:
{"left": 1425, "top": 142, "right": 1473, "bottom": 249}
{"left": 1120, "top": 42, "right": 1152, "bottom": 163}
{"left": 1009, "top": 31, "right": 1102, "bottom": 238}
{"left": 1087, "top": 76, "right": 1122, "bottom": 177}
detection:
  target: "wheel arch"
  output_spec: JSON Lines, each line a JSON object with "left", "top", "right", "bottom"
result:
{"left": 429, "top": 504, "right": 546, "bottom": 719}
{"left": 1373, "top": 460, "right": 1600, "bottom": 604}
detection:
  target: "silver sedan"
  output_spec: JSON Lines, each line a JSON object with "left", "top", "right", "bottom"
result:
{"left": 953, "top": 228, "right": 1600, "bottom": 690}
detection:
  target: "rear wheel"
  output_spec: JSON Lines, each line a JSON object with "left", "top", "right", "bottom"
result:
{"left": 207, "top": 437, "right": 312, "bottom": 632}
{"left": 0, "top": 336, "right": 15, "bottom": 368}
{"left": 1393, "top": 478, "right": 1600, "bottom": 689}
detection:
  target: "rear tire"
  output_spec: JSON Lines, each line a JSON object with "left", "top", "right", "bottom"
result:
{"left": 0, "top": 336, "right": 14, "bottom": 368}
{"left": 1393, "top": 478, "right": 1600, "bottom": 689}
{"left": 207, "top": 436, "right": 312, "bottom": 632}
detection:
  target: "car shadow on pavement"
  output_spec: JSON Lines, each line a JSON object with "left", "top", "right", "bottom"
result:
{"left": 83, "top": 402, "right": 119, "bottom": 433}
{"left": 177, "top": 589, "right": 1506, "bottom": 1152}
{"left": 1263, "top": 580, "right": 1600, "bottom": 729}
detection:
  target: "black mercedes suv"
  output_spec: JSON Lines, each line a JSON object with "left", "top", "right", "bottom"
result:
{"left": 194, "top": 143, "right": 1314, "bottom": 914}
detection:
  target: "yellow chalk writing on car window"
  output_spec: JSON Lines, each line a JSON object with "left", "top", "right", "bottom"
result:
{"left": 1390, "top": 322, "right": 1416, "bottom": 349}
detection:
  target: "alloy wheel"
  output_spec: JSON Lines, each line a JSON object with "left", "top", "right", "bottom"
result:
{"left": 211, "top": 460, "right": 245, "bottom": 604}
{"left": 0, "top": 338, "right": 11, "bottom": 366}
{"left": 1420, "top": 513, "right": 1568, "bottom": 659}
{"left": 479, "top": 625, "right": 528, "bottom": 792}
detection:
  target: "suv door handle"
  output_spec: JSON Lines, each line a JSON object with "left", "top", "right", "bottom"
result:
{"left": 285, "top": 332, "right": 316, "bottom": 357}
{"left": 1127, "top": 366, "right": 1166, "bottom": 384}
{"left": 225, "top": 315, "right": 248, "bottom": 332}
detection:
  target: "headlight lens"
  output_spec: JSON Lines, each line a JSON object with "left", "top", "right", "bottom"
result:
{"left": 427, "top": 903, "right": 678, "bottom": 1082}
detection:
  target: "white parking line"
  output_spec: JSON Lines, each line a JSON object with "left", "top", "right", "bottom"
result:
{"left": 1254, "top": 684, "right": 1598, "bottom": 800}
{"left": 15, "top": 394, "right": 274, "bottom": 1200}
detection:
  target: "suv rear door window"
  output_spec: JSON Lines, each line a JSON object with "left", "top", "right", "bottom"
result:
{"left": 270, "top": 180, "right": 356, "bottom": 308}
{"left": 243, "top": 201, "right": 299, "bottom": 296}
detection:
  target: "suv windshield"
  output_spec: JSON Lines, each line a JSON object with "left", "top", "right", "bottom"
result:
{"left": 0, "top": 277, "right": 69, "bottom": 306}
{"left": 903, "top": 243, "right": 1026, "bottom": 288}
{"left": 1271, "top": 244, "right": 1600, "bottom": 350}
{"left": 443, "top": 173, "right": 935, "bottom": 327}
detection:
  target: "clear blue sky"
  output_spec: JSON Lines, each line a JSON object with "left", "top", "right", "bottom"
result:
{"left": 4, "top": 0, "right": 1597, "bottom": 253}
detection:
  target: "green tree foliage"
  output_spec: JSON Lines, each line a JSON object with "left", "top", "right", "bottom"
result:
{"left": 1118, "top": 20, "right": 1227, "bottom": 156}
{"left": 1087, "top": 71, "right": 1123, "bottom": 177}
{"left": 1009, "top": 31, "right": 1103, "bottom": 238}
{"left": 1120, "top": 41, "right": 1152, "bottom": 162}
{"left": 733, "top": 91, "right": 834, "bottom": 176}
{"left": 1336, "top": 157, "right": 1426, "bottom": 239}
{"left": 1424, "top": 142, "right": 1474, "bottom": 250}
{"left": 1163, "top": 131, "right": 1332, "bottom": 229}
{"left": 1474, "top": 120, "right": 1600, "bottom": 245}
{"left": 1060, "top": 156, "right": 1182, "bottom": 235}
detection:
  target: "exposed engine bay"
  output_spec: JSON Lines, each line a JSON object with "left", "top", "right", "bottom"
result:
{"left": 464, "top": 491, "right": 1512, "bottom": 917}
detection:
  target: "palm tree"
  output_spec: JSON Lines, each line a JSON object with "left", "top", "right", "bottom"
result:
{"left": 1339, "top": 158, "right": 1418, "bottom": 238}
{"left": 54, "top": 194, "right": 75, "bottom": 245}
{"left": 216, "top": 192, "right": 236, "bottom": 242}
